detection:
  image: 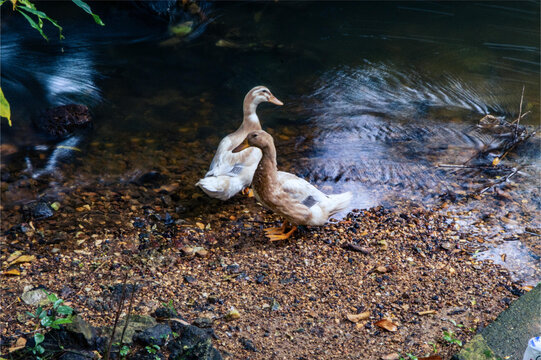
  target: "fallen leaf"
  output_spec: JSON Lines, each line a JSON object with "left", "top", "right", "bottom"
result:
{"left": 6, "top": 251, "right": 22, "bottom": 265}
{"left": 8, "top": 255, "right": 36, "bottom": 267}
{"left": 3, "top": 269, "right": 21, "bottom": 276}
{"left": 8, "top": 337, "right": 26, "bottom": 352}
{"left": 375, "top": 266, "right": 387, "bottom": 273}
{"left": 346, "top": 311, "right": 370, "bottom": 323}
{"left": 418, "top": 310, "right": 436, "bottom": 316}
{"left": 195, "top": 222, "right": 205, "bottom": 230}
{"left": 374, "top": 319, "right": 398, "bottom": 332}
{"left": 224, "top": 307, "right": 240, "bottom": 321}
{"left": 381, "top": 353, "right": 399, "bottom": 360}
{"left": 418, "top": 356, "right": 443, "bottom": 360}
{"left": 492, "top": 157, "right": 500, "bottom": 166}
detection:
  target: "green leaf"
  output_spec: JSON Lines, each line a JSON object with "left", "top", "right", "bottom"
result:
{"left": 36, "top": 344, "right": 45, "bottom": 354}
{"left": 53, "top": 299, "right": 64, "bottom": 309}
{"left": 52, "top": 318, "right": 72, "bottom": 326}
{"left": 40, "top": 317, "right": 53, "bottom": 327}
{"left": 71, "top": 0, "right": 104, "bottom": 25}
{"left": 26, "top": 311, "right": 36, "bottom": 318}
{"left": 17, "top": 8, "right": 47, "bottom": 40}
{"left": 18, "top": 5, "right": 64, "bottom": 39}
{"left": 56, "top": 305, "right": 73, "bottom": 315}
{"left": 0, "top": 1, "right": 7, "bottom": 7}
{"left": 38, "top": 310, "right": 48, "bottom": 320}
{"left": 34, "top": 333, "right": 45, "bottom": 345}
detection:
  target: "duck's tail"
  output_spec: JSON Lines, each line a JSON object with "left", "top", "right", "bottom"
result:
{"left": 196, "top": 176, "right": 243, "bottom": 201}
{"left": 326, "top": 191, "right": 353, "bottom": 218}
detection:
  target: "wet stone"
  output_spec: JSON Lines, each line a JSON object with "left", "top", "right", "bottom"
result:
{"left": 34, "top": 104, "right": 92, "bottom": 138}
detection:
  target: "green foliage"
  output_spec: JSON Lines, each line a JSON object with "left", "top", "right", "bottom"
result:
{"left": 399, "top": 354, "right": 418, "bottom": 360}
{"left": 1, "top": 0, "right": 104, "bottom": 41}
{"left": 26, "top": 290, "right": 74, "bottom": 359}
{"left": 442, "top": 330, "right": 463, "bottom": 347}
{"left": 0, "top": 0, "right": 105, "bottom": 126}
{"left": 428, "top": 341, "right": 438, "bottom": 354}
{"left": 162, "top": 299, "right": 178, "bottom": 316}
{"left": 0, "top": 87, "right": 11, "bottom": 126}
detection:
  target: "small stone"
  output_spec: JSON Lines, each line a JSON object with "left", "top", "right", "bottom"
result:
{"left": 224, "top": 307, "right": 240, "bottom": 321}
{"left": 239, "top": 337, "right": 257, "bottom": 352}
{"left": 192, "top": 317, "right": 213, "bottom": 328}
{"left": 184, "top": 275, "right": 197, "bottom": 284}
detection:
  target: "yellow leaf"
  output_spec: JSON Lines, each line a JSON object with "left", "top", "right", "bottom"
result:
{"left": 3, "top": 269, "right": 21, "bottom": 276}
{"left": 492, "top": 157, "right": 500, "bottom": 166}
{"left": 8, "top": 255, "right": 36, "bottom": 267}
{"left": 195, "top": 222, "right": 205, "bottom": 230}
{"left": 6, "top": 251, "right": 22, "bottom": 264}
{"left": 0, "top": 87, "right": 11, "bottom": 126}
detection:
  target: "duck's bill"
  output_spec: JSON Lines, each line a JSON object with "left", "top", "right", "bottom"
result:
{"left": 269, "top": 95, "right": 284, "bottom": 106}
{"left": 232, "top": 138, "right": 250, "bottom": 153}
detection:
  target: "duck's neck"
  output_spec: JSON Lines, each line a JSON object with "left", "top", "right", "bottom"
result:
{"left": 255, "top": 144, "right": 278, "bottom": 183}
{"left": 239, "top": 100, "right": 262, "bottom": 133}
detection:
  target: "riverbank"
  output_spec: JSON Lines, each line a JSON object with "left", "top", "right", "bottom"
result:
{"left": 0, "top": 174, "right": 529, "bottom": 359}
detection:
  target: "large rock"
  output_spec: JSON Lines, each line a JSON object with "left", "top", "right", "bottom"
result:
{"left": 168, "top": 322, "right": 222, "bottom": 360}
{"left": 133, "top": 324, "right": 173, "bottom": 346}
{"left": 34, "top": 104, "right": 92, "bottom": 138}
{"left": 102, "top": 314, "right": 157, "bottom": 344}
{"left": 65, "top": 316, "right": 97, "bottom": 346}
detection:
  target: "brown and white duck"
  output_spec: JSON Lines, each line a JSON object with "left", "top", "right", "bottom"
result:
{"left": 196, "top": 86, "right": 283, "bottom": 200}
{"left": 233, "top": 130, "right": 352, "bottom": 240}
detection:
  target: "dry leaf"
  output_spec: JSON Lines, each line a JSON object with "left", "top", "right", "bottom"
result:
{"left": 8, "top": 337, "right": 26, "bottom": 352}
{"left": 418, "top": 356, "right": 443, "bottom": 360}
{"left": 374, "top": 319, "right": 398, "bottom": 332}
{"left": 195, "top": 222, "right": 205, "bottom": 230}
{"left": 3, "top": 269, "right": 21, "bottom": 276}
{"left": 346, "top": 311, "right": 370, "bottom": 323}
{"left": 375, "top": 266, "right": 387, "bottom": 273}
{"left": 492, "top": 157, "right": 500, "bottom": 166}
{"left": 381, "top": 353, "right": 400, "bottom": 360}
{"left": 8, "top": 255, "right": 36, "bottom": 267}
{"left": 6, "top": 251, "right": 22, "bottom": 265}
{"left": 418, "top": 310, "right": 436, "bottom": 315}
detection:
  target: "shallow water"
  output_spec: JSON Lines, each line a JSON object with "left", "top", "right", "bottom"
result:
{"left": 1, "top": 1, "right": 540, "bottom": 284}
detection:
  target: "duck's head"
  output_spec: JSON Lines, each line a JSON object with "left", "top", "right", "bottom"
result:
{"left": 232, "top": 130, "right": 274, "bottom": 153}
{"left": 245, "top": 86, "right": 283, "bottom": 107}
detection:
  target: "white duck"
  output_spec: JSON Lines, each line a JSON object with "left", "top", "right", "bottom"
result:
{"left": 196, "top": 86, "right": 283, "bottom": 200}
{"left": 233, "top": 130, "right": 352, "bottom": 240}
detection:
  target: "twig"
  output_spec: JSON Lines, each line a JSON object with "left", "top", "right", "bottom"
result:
{"left": 119, "top": 282, "right": 137, "bottom": 354}
{"left": 510, "top": 111, "right": 531, "bottom": 124}
{"left": 515, "top": 85, "right": 525, "bottom": 132}
{"left": 479, "top": 167, "right": 520, "bottom": 194}
{"left": 105, "top": 273, "right": 129, "bottom": 360}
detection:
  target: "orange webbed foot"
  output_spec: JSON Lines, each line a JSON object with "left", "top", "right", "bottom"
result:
{"left": 241, "top": 188, "right": 254, "bottom": 197}
{"left": 266, "top": 224, "right": 297, "bottom": 241}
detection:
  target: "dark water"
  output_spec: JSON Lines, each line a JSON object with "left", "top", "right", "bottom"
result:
{"left": 1, "top": 1, "right": 540, "bottom": 284}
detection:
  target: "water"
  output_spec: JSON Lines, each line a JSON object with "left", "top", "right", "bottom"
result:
{"left": 1, "top": 1, "right": 539, "bottom": 284}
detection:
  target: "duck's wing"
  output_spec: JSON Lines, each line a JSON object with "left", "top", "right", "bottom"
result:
{"left": 277, "top": 171, "right": 328, "bottom": 208}
{"left": 207, "top": 136, "right": 261, "bottom": 177}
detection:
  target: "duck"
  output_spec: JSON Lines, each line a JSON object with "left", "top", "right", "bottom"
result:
{"left": 233, "top": 130, "right": 352, "bottom": 241}
{"left": 196, "top": 86, "right": 283, "bottom": 200}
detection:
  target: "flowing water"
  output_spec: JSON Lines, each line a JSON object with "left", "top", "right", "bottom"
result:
{"left": 1, "top": 1, "right": 540, "bottom": 284}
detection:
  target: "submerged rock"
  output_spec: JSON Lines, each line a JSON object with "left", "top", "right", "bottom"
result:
{"left": 34, "top": 104, "right": 92, "bottom": 138}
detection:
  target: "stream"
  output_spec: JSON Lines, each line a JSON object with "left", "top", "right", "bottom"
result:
{"left": 1, "top": 1, "right": 539, "bottom": 285}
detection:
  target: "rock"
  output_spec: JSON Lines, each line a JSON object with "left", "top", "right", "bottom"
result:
{"left": 58, "top": 350, "right": 96, "bottom": 359}
{"left": 65, "top": 315, "right": 97, "bottom": 346}
{"left": 134, "top": 171, "right": 167, "bottom": 186}
{"left": 152, "top": 307, "right": 181, "bottom": 320}
{"left": 134, "top": 324, "right": 173, "bottom": 346}
{"left": 130, "top": 348, "right": 165, "bottom": 360}
{"left": 239, "top": 337, "right": 257, "bottom": 352}
{"left": 34, "top": 104, "right": 92, "bottom": 138}
{"left": 102, "top": 314, "right": 156, "bottom": 344}
{"left": 167, "top": 324, "right": 222, "bottom": 360}
{"left": 184, "top": 275, "right": 197, "bottom": 284}
{"left": 21, "top": 288, "right": 49, "bottom": 306}
{"left": 24, "top": 201, "right": 54, "bottom": 220}
{"left": 192, "top": 317, "right": 213, "bottom": 328}
{"left": 224, "top": 307, "right": 240, "bottom": 321}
